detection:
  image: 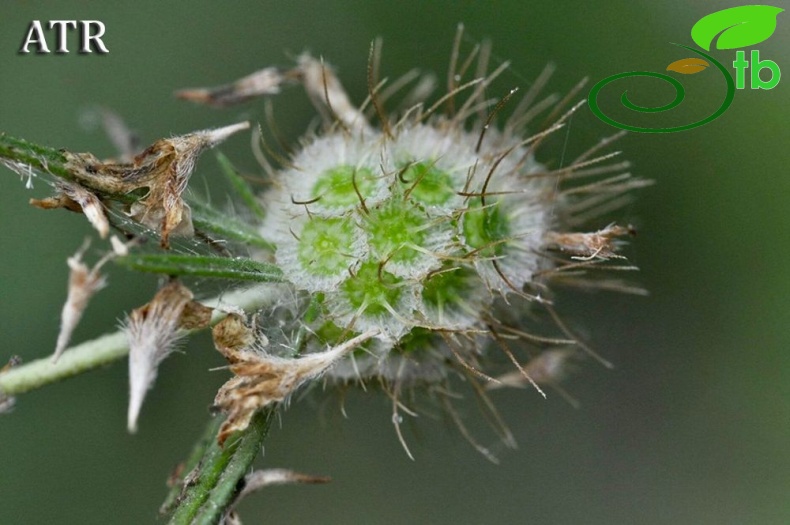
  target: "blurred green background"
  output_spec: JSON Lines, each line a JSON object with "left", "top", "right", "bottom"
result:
{"left": 1, "top": 1, "right": 788, "bottom": 523}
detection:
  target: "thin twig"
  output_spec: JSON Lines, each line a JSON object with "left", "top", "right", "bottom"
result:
{"left": 0, "top": 285, "right": 283, "bottom": 396}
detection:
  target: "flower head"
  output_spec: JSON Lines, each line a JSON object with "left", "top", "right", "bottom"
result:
{"left": 179, "top": 32, "right": 647, "bottom": 449}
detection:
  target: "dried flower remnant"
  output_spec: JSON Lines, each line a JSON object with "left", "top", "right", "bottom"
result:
{"left": 179, "top": 54, "right": 369, "bottom": 131}
{"left": 176, "top": 68, "right": 286, "bottom": 107}
{"left": 213, "top": 313, "right": 380, "bottom": 444}
{"left": 222, "top": 469, "right": 330, "bottom": 524}
{"left": 62, "top": 121, "right": 250, "bottom": 247}
{"left": 489, "top": 348, "right": 575, "bottom": 388}
{"left": 545, "top": 223, "right": 635, "bottom": 260}
{"left": 126, "top": 281, "right": 212, "bottom": 433}
{"left": 52, "top": 242, "right": 111, "bottom": 363}
{"left": 30, "top": 180, "right": 110, "bottom": 239}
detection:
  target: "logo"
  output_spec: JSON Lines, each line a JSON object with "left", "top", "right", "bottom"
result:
{"left": 18, "top": 20, "right": 108, "bottom": 54}
{"left": 588, "top": 5, "right": 783, "bottom": 133}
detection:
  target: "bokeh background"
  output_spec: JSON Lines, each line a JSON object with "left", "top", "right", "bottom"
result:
{"left": 1, "top": 1, "right": 788, "bottom": 524}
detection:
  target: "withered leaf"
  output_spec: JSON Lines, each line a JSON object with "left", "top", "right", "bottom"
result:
{"left": 666, "top": 58, "right": 710, "bottom": 75}
{"left": 31, "top": 181, "right": 110, "bottom": 238}
{"left": 52, "top": 242, "right": 109, "bottom": 363}
{"left": 63, "top": 122, "right": 249, "bottom": 248}
{"left": 544, "top": 223, "right": 634, "bottom": 260}
{"left": 176, "top": 68, "right": 286, "bottom": 107}
{"left": 222, "top": 468, "right": 330, "bottom": 521}
{"left": 212, "top": 317, "right": 379, "bottom": 445}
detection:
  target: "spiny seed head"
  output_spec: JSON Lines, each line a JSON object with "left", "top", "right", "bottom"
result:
{"left": 260, "top": 122, "right": 551, "bottom": 342}
{"left": 171, "top": 33, "right": 645, "bottom": 448}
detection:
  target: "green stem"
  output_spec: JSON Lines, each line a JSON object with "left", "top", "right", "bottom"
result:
{"left": 0, "top": 284, "right": 283, "bottom": 396}
{"left": 0, "top": 331, "right": 128, "bottom": 395}
{"left": 116, "top": 253, "right": 283, "bottom": 282}
{"left": 0, "top": 133, "right": 72, "bottom": 180}
{"left": 160, "top": 416, "right": 225, "bottom": 515}
{"left": 190, "top": 198, "right": 275, "bottom": 250}
{"left": 0, "top": 132, "right": 134, "bottom": 202}
{"left": 165, "top": 410, "right": 274, "bottom": 525}
{"left": 215, "top": 151, "right": 267, "bottom": 219}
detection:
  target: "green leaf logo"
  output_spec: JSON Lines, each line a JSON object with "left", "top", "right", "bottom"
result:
{"left": 691, "top": 5, "right": 784, "bottom": 51}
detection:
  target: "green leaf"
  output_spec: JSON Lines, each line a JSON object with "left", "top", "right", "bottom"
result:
{"left": 189, "top": 198, "right": 274, "bottom": 250}
{"left": 691, "top": 5, "right": 784, "bottom": 51}
{"left": 215, "top": 151, "right": 266, "bottom": 219}
{"left": 117, "top": 253, "right": 283, "bottom": 282}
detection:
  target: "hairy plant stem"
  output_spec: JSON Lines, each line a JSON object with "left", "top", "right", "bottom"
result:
{"left": 0, "top": 132, "right": 133, "bottom": 202}
{"left": 117, "top": 253, "right": 283, "bottom": 282}
{"left": 163, "top": 410, "right": 274, "bottom": 524}
{"left": 0, "top": 331, "right": 128, "bottom": 395}
{"left": 0, "top": 133, "right": 71, "bottom": 179}
{"left": 0, "top": 285, "right": 284, "bottom": 396}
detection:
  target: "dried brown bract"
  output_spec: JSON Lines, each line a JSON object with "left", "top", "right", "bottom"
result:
{"left": 221, "top": 469, "right": 330, "bottom": 524}
{"left": 30, "top": 181, "right": 110, "bottom": 238}
{"left": 176, "top": 68, "right": 286, "bottom": 107}
{"left": 63, "top": 122, "right": 249, "bottom": 247}
{"left": 213, "top": 314, "right": 379, "bottom": 444}
{"left": 545, "top": 223, "right": 635, "bottom": 260}
{"left": 126, "top": 280, "right": 213, "bottom": 432}
{"left": 52, "top": 241, "right": 111, "bottom": 363}
{"left": 174, "top": 54, "right": 368, "bottom": 131}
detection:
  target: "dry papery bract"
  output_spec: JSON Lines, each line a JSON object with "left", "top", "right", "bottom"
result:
{"left": 51, "top": 240, "right": 110, "bottom": 363}
{"left": 212, "top": 313, "right": 380, "bottom": 445}
{"left": 57, "top": 121, "right": 249, "bottom": 248}
{"left": 125, "top": 280, "right": 212, "bottom": 433}
{"left": 221, "top": 468, "right": 331, "bottom": 525}
{"left": 30, "top": 181, "right": 110, "bottom": 239}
